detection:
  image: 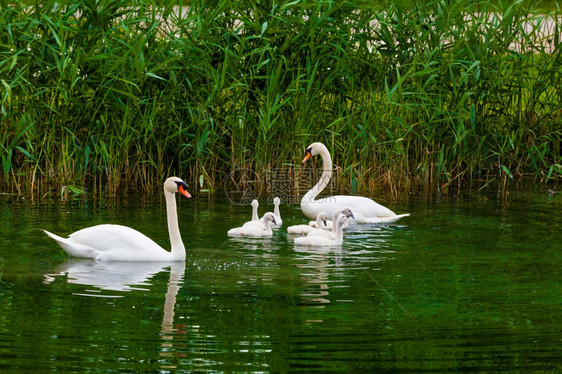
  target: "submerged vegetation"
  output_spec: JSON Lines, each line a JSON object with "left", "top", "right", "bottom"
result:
{"left": 1, "top": 0, "right": 561, "bottom": 197}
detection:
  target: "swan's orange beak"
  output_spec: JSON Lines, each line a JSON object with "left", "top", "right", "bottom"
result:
{"left": 302, "top": 151, "right": 312, "bottom": 164}
{"left": 178, "top": 185, "right": 192, "bottom": 198}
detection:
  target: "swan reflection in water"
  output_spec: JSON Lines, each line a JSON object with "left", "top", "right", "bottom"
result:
{"left": 44, "top": 260, "right": 185, "bottom": 294}
{"left": 44, "top": 260, "right": 185, "bottom": 369}
{"left": 293, "top": 245, "right": 344, "bottom": 308}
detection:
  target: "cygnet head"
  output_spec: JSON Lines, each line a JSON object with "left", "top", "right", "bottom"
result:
{"left": 317, "top": 212, "right": 329, "bottom": 226}
{"left": 302, "top": 142, "right": 328, "bottom": 163}
{"left": 164, "top": 177, "right": 191, "bottom": 198}
{"left": 262, "top": 212, "right": 277, "bottom": 225}
{"left": 336, "top": 213, "right": 350, "bottom": 226}
{"left": 251, "top": 199, "right": 259, "bottom": 208}
{"left": 273, "top": 196, "right": 280, "bottom": 206}
{"left": 340, "top": 208, "right": 354, "bottom": 219}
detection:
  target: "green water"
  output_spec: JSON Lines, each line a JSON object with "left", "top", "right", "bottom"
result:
{"left": 0, "top": 190, "right": 561, "bottom": 372}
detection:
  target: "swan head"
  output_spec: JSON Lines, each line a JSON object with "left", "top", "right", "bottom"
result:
{"left": 273, "top": 197, "right": 280, "bottom": 206}
{"left": 340, "top": 208, "right": 354, "bottom": 219}
{"left": 302, "top": 142, "right": 327, "bottom": 164}
{"left": 317, "top": 212, "right": 328, "bottom": 226}
{"left": 251, "top": 199, "right": 259, "bottom": 208}
{"left": 164, "top": 177, "right": 192, "bottom": 198}
{"left": 336, "top": 213, "right": 350, "bottom": 225}
{"left": 262, "top": 212, "right": 277, "bottom": 225}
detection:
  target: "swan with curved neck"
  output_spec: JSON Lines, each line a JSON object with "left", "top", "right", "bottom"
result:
{"left": 300, "top": 142, "right": 409, "bottom": 224}
{"left": 43, "top": 177, "right": 192, "bottom": 261}
{"left": 228, "top": 212, "right": 277, "bottom": 237}
{"left": 294, "top": 212, "right": 353, "bottom": 246}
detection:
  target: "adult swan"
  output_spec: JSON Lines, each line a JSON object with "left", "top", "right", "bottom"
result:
{"left": 300, "top": 142, "right": 409, "bottom": 224}
{"left": 44, "top": 177, "right": 192, "bottom": 261}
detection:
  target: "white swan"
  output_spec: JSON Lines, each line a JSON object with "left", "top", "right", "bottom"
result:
{"left": 43, "top": 177, "right": 192, "bottom": 261}
{"left": 242, "top": 198, "right": 282, "bottom": 229}
{"left": 287, "top": 212, "right": 329, "bottom": 235}
{"left": 242, "top": 200, "right": 261, "bottom": 227}
{"left": 307, "top": 208, "right": 353, "bottom": 239}
{"left": 272, "top": 196, "right": 283, "bottom": 227}
{"left": 294, "top": 212, "right": 352, "bottom": 247}
{"left": 300, "top": 142, "right": 410, "bottom": 224}
{"left": 228, "top": 212, "right": 277, "bottom": 237}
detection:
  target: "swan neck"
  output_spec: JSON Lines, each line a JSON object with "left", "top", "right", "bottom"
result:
{"left": 335, "top": 220, "right": 344, "bottom": 244}
{"left": 252, "top": 205, "right": 259, "bottom": 221}
{"left": 165, "top": 191, "right": 185, "bottom": 260}
{"left": 161, "top": 263, "right": 185, "bottom": 334}
{"left": 332, "top": 210, "right": 340, "bottom": 230}
{"left": 303, "top": 146, "right": 332, "bottom": 202}
{"left": 263, "top": 219, "right": 273, "bottom": 234}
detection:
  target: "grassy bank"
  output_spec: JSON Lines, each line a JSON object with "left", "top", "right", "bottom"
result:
{"left": 1, "top": 0, "right": 561, "bottom": 198}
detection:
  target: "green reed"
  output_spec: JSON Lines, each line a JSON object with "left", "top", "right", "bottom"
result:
{"left": 1, "top": 0, "right": 560, "bottom": 197}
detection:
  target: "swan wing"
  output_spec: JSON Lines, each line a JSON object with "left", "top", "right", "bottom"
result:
{"left": 43, "top": 230, "right": 99, "bottom": 259}
{"left": 294, "top": 235, "right": 337, "bottom": 247}
{"left": 227, "top": 225, "right": 255, "bottom": 236}
{"left": 227, "top": 227, "right": 244, "bottom": 236}
{"left": 69, "top": 224, "right": 164, "bottom": 251}
{"left": 306, "top": 229, "right": 335, "bottom": 239}
{"left": 245, "top": 226, "right": 272, "bottom": 237}
{"left": 228, "top": 226, "right": 265, "bottom": 237}
{"left": 242, "top": 220, "right": 266, "bottom": 229}
{"left": 364, "top": 213, "right": 411, "bottom": 224}
{"left": 287, "top": 224, "right": 315, "bottom": 235}
{"left": 326, "top": 195, "right": 396, "bottom": 218}
{"left": 48, "top": 224, "right": 170, "bottom": 261}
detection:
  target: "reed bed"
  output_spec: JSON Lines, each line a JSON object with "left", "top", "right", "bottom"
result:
{"left": 1, "top": 0, "right": 560, "bottom": 198}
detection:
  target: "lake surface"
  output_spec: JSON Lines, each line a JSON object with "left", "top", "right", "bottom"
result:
{"left": 1, "top": 189, "right": 561, "bottom": 372}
